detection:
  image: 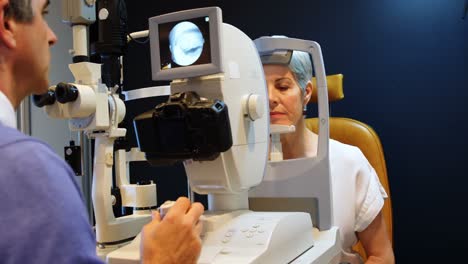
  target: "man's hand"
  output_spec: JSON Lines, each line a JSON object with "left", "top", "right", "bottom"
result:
{"left": 140, "top": 197, "right": 204, "bottom": 264}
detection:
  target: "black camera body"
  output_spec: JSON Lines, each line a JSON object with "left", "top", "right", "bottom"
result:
{"left": 134, "top": 92, "right": 233, "bottom": 165}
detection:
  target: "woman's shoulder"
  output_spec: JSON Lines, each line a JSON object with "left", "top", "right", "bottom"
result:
{"left": 329, "top": 138, "right": 367, "bottom": 164}
{"left": 329, "top": 138, "right": 381, "bottom": 190}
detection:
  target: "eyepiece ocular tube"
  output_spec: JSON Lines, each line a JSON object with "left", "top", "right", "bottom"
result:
{"left": 32, "top": 90, "right": 56, "bottom": 108}
{"left": 55, "top": 82, "right": 79, "bottom": 104}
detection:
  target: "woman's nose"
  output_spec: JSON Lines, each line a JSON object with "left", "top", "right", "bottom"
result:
{"left": 268, "top": 87, "right": 278, "bottom": 109}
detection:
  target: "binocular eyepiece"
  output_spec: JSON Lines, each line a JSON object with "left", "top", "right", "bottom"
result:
{"left": 32, "top": 90, "right": 55, "bottom": 107}
{"left": 33, "top": 82, "right": 79, "bottom": 108}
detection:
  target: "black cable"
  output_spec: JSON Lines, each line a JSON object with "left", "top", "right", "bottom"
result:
{"left": 127, "top": 33, "right": 149, "bottom": 44}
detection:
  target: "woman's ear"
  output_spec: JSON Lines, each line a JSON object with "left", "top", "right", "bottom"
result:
{"left": 303, "top": 81, "right": 313, "bottom": 106}
{"left": 0, "top": 0, "right": 17, "bottom": 49}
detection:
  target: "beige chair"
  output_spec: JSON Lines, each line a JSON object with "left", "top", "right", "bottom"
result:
{"left": 305, "top": 74, "right": 393, "bottom": 260}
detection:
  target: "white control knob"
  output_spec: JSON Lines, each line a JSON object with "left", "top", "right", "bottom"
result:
{"left": 242, "top": 94, "right": 264, "bottom": 121}
{"left": 98, "top": 8, "right": 109, "bottom": 20}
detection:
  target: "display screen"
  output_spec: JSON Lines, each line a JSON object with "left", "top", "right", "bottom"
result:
{"left": 149, "top": 7, "right": 222, "bottom": 80}
{"left": 158, "top": 17, "right": 211, "bottom": 70}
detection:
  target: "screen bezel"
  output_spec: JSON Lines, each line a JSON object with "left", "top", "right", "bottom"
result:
{"left": 149, "top": 7, "right": 223, "bottom": 80}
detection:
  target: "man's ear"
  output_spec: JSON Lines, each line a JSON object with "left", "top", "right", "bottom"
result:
{"left": 0, "top": 0, "right": 17, "bottom": 49}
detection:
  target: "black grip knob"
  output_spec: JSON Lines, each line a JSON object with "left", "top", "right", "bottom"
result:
{"left": 32, "top": 90, "right": 55, "bottom": 108}
{"left": 55, "top": 82, "right": 79, "bottom": 104}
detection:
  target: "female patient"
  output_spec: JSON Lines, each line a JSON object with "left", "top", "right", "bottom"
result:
{"left": 262, "top": 48, "right": 395, "bottom": 264}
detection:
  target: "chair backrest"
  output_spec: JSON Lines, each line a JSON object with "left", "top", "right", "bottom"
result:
{"left": 305, "top": 74, "right": 393, "bottom": 259}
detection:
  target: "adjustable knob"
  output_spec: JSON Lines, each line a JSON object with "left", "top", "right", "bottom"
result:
{"left": 242, "top": 94, "right": 265, "bottom": 121}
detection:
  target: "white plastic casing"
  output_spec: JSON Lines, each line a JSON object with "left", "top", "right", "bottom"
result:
{"left": 172, "top": 23, "right": 269, "bottom": 199}
{"left": 249, "top": 37, "right": 334, "bottom": 231}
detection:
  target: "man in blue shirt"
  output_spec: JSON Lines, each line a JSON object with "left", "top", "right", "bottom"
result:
{"left": 0, "top": 0, "right": 204, "bottom": 263}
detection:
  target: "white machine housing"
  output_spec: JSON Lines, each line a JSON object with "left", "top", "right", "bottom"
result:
{"left": 107, "top": 7, "right": 340, "bottom": 264}
{"left": 43, "top": 63, "right": 126, "bottom": 134}
{"left": 148, "top": 7, "right": 269, "bottom": 206}
{"left": 249, "top": 37, "right": 335, "bottom": 231}
{"left": 42, "top": 61, "right": 156, "bottom": 252}
{"left": 40, "top": 1, "right": 158, "bottom": 257}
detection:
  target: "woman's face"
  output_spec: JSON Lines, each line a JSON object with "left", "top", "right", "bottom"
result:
{"left": 264, "top": 64, "right": 311, "bottom": 126}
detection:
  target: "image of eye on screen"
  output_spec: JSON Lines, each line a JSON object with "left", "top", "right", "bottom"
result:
{"left": 159, "top": 17, "right": 211, "bottom": 69}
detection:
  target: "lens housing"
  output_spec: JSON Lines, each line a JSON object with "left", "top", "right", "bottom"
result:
{"left": 55, "top": 82, "right": 79, "bottom": 104}
{"left": 32, "top": 90, "right": 56, "bottom": 107}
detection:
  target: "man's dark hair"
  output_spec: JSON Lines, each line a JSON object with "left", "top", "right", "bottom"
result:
{"left": 5, "top": 0, "right": 33, "bottom": 23}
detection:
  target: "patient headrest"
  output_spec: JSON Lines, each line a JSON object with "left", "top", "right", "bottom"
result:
{"left": 309, "top": 74, "right": 344, "bottom": 104}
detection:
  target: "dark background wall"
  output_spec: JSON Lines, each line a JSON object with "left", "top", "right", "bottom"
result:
{"left": 123, "top": 0, "right": 468, "bottom": 262}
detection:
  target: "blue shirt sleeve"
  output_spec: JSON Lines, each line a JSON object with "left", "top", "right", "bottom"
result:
{"left": 0, "top": 137, "right": 104, "bottom": 264}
